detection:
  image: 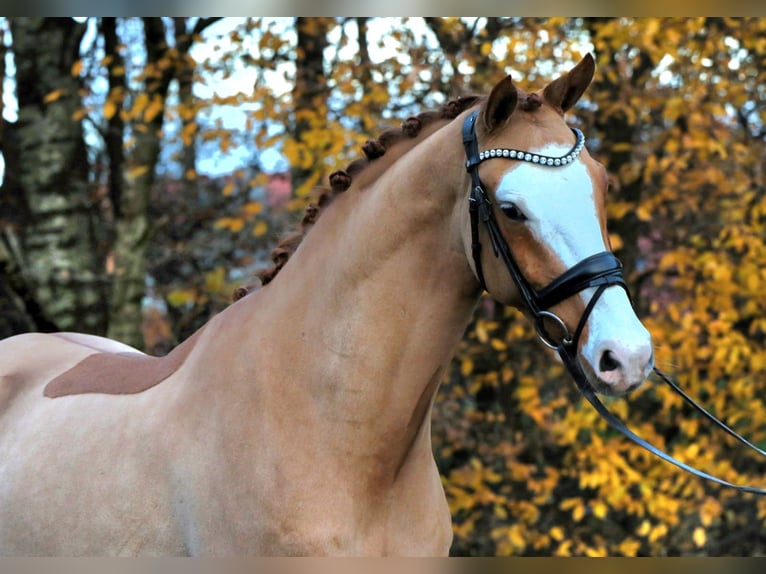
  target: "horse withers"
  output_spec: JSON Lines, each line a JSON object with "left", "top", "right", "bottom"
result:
{"left": 0, "top": 54, "right": 653, "bottom": 556}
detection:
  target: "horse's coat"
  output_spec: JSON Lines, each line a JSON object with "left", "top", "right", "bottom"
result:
{"left": 43, "top": 329, "right": 203, "bottom": 397}
{"left": 0, "top": 55, "right": 653, "bottom": 556}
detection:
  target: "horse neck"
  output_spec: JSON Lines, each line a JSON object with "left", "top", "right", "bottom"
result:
{"left": 200, "top": 117, "right": 479, "bottom": 478}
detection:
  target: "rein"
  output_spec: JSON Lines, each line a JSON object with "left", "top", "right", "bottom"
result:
{"left": 462, "top": 109, "right": 766, "bottom": 495}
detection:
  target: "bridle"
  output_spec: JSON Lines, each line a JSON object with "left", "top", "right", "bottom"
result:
{"left": 462, "top": 109, "right": 766, "bottom": 495}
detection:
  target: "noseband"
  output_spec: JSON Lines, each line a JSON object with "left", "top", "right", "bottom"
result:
{"left": 462, "top": 109, "right": 766, "bottom": 495}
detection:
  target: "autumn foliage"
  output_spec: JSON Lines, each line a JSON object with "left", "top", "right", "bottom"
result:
{"left": 2, "top": 17, "right": 766, "bottom": 555}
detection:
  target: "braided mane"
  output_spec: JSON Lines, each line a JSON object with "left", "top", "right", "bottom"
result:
{"left": 233, "top": 94, "right": 483, "bottom": 301}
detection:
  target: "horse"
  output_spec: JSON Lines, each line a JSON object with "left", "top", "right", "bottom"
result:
{"left": 0, "top": 53, "right": 654, "bottom": 556}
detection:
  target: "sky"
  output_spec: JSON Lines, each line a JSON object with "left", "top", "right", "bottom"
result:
{"left": 187, "top": 17, "right": 438, "bottom": 175}
{"left": 0, "top": 16, "right": 748, "bottom": 184}
{"left": 0, "top": 17, "right": 439, "bottom": 182}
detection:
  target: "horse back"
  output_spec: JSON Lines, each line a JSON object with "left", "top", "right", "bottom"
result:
{"left": 0, "top": 329, "right": 204, "bottom": 408}
{"left": 0, "top": 332, "right": 110, "bottom": 411}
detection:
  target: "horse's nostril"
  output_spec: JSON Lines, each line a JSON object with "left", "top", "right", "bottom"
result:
{"left": 599, "top": 349, "right": 622, "bottom": 373}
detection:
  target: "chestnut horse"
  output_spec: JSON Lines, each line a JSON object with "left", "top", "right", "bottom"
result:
{"left": 0, "top": 54, "right": 653, "bottom": 556}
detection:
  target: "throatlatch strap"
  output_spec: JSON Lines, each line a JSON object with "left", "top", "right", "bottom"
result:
{"left": 463, "top": 111, "right": 489, "bottom": 291}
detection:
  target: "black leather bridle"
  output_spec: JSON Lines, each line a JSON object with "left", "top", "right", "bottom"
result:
{"left": 462, "top": 109, "right": 766, "bottom": 495}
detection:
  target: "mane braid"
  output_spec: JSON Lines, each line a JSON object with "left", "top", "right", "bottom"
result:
{"left": 233, "top": 94, "right": 483, "bottom": 300}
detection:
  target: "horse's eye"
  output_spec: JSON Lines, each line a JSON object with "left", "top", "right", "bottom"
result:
{"left": 500, "top": 203, "right": 527, "bottom": 222}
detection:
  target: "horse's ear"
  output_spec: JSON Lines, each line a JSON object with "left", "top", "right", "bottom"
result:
{"left": 482, "top": 74, "right": 518, "bottom": 132}
{"left": 543, "top": 53, "right": 595, "bottom": 113}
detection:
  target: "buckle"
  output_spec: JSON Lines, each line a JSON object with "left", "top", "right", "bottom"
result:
{"left": 534, "top": 311, "right": 573, "bottom": 350}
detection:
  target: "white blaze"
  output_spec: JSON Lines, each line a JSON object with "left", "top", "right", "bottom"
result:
{"left": 495, "top": 143, "right": 653, "bottom": 393}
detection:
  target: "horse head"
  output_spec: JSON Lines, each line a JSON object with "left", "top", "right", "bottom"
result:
{"left": 461, "top": 54, "right": 654, "bottom": 396}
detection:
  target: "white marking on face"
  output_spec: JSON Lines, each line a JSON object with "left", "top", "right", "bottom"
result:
{"left": 495, "top": 142, "right": 603, "bottom": 268}
{"left": 495, "top": 142, "right": 653, "bottom": 393}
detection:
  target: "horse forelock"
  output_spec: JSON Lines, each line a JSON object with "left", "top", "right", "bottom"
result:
{"left": 235, "top": 94, "right": 484, "bottom": 297}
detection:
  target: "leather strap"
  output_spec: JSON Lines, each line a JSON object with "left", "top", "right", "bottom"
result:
{"left": 536, "top": 252, "right": 628, "bottom": 310}
{"left": 463, "top": 111, "right": 489, "bottom": 291}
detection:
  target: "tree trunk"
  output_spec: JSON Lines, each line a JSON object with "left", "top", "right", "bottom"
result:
{"left": 291, "top": 17, "right": 331, "bottom": 194}
{"left": 7, "top": 17, "right": 108, "bottom": 335}
{"left": 107, "top": 17, "right": 219, "bottom": 349}
{"left": 106, "top": 17, "right": 172, "bottom": 348}
{"left": 101, "top": 17, "right": 126, "bottom": 221}
{"left": 174, "top": 17, "right": 198, "bottom": 195}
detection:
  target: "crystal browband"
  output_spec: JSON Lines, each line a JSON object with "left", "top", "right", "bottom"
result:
{"left": 473, "top": 127, "right": 585, "bottom": 168}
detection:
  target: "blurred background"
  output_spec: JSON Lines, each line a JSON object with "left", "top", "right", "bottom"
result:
{"left": 1, "top": 17, "right": 765, "bottom": 556}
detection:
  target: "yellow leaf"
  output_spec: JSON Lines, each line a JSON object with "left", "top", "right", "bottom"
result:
{"left": 253, "top": 220, "right": 268, "bottom": 237}
{"left": 648, "top": 523, "right": 668, "bottom": 543}
{"left": 132, "top": 92, "right": 149, "bottom": 117}
{"left": 103, "top": 99, "right": 118, "bottom": 120}
{"left": 490, "top": 338, "right": 507, "bottom": 351}
{"left": 181, "top": 121, "right": 197, "bottom": 146}
{"left": 507, "top": 525, "right": 526, "bottom": 551}
{"left": 71, "top": 108, "right": 88, "bottom": 121}
{"left": 693, "top": 527, "right": 706, "bottom": 548}
{"left": 475, "top": 320, "right": 489, "bottom": 343}
{"left": 43, "top": 89, "right": 65, "bottom": 104}
{"left": 585, "top": 546, "right": 607, "bottom": 557}
{"left": 480, "top": 42, "right": 492, "bottom": 57}
{"left": 549, "top": 526, "right": 564, "bottom": 541}
{"left": 636, "top": 205, "right": 652, "bottom": 221}
{"left": 460, "top": 357, "right": 474, "bottom": 377}
{"left": 699, "top": 499, "right": 721, "bottom": 526}
{"left": 609, "top": 232, "right": 624, "bottom": 251}
{"left": 663, "top": 96, "right": 685, "bottom": 122}
{"left": 592, "top": 500, "right": 608, "bottom": 519}
{"left": 71, "top": 60, "right": 83, "bottom": 77}
{"left": 222, "top": 181, "right": 236, "bottom": 197}
{"left": 611, "top": 142, "right": 633, "bottom": 153}
{"left": 166, "top": 288, "right": 197, "bottom": 307}
{"left": 144, "top": 97, "right": 164, "bottom": 122}
{"left": 609, "top": 201, "right": 633, "bottom": 220}
{"left": 185, "top": 168, "right": 197, "bottom": 180}
{"left": 213, "top": 217, "right": 244, "bottom": 233}
{"left": 618, "top": 538, "right": 640, "bottom": 557}
{"left": 243, "top": 202, "right": 263, "bottom": 217}
{"left": 178, "top": 104, "right": 197, "bottom": 121}
{"left": 204, "top": 267, "right": 226, "bottom": 293}
{"left": 127, "top": 165, "right": 150, "bottom": 179}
